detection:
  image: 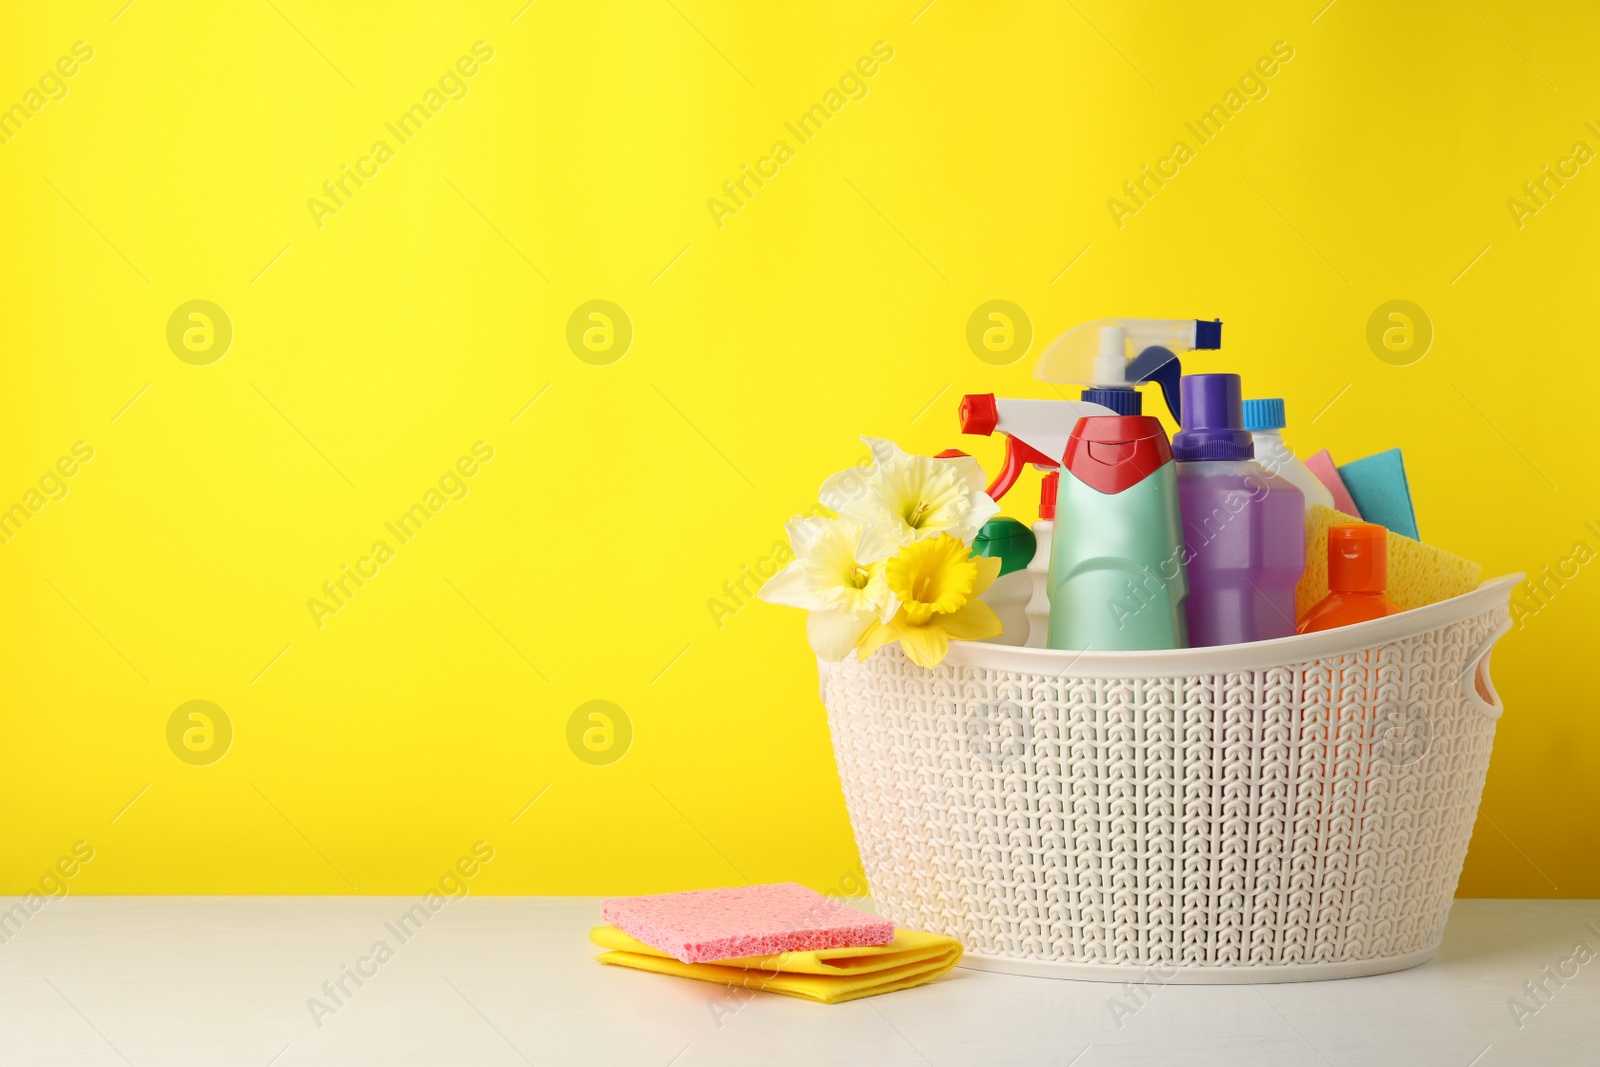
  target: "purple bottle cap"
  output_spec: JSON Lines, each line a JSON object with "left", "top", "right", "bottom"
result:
{"left": 1172, "top": 373, "right": 1254, "bottom": 461}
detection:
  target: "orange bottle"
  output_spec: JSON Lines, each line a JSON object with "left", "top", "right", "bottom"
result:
{"left": 1297, "top": 522, "right": 1401, "bottom": 633}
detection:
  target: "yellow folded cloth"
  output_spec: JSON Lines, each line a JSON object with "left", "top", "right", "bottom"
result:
{"left": 589, "top": 925, "right": 963, "bottom": 1004}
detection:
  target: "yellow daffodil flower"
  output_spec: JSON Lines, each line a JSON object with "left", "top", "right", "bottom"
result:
{"left": 856, "top": 533, "right": 1003, "bottom": 667}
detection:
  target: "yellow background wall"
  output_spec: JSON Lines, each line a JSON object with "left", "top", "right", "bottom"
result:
{"left": 2, "top": 0, "right": 1594, "bottom": 898}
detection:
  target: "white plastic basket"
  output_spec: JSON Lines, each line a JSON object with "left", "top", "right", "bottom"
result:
{"left": 819, "top": 575, "right": 1520, "bottom": 984}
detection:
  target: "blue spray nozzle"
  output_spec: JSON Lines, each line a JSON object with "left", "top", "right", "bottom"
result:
{"left": 1127, "top": 346, "right": 1184, "bottom": 423}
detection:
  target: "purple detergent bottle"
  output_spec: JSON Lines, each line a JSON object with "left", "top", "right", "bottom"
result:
{"left": 1172, "top": 374, "right": 1305, "bottom": 646}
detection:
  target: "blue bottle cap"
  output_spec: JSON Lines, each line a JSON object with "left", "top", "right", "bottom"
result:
{"left": 1080, "top": 386, "right": 1142, "bottom": 415}
{"left": 1241, "top": 398, "right": 1286, "bottom": 432}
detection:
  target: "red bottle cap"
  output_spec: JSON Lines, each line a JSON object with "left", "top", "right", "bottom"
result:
{"left": 1038, "top": 470, "right": 1058, "bottom": 520}
{"left": 1328, "top": 522, "right": 1387, "bottom": 593}
{"left": 959, "top": 393, "right": 998, "bottom": 436}
{"left": 1061, "top": 415, "right": 1172, "bottom": 495}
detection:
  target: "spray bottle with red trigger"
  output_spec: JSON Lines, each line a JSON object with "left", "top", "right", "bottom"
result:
{"left": 958, "top": 394, "right": 1115, "bottom": 646}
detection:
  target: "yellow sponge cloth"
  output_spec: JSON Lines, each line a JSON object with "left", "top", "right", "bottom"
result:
{"left": 1297, "top": 505, "right": 1483, "bottom": 618}
{"left": 590, "top": 925, "right": 962, "bottom": 1004}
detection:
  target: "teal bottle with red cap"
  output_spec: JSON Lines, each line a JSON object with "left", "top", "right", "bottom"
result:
{"left": 1047, "top": 415, "right": 1189, "bottom": 651}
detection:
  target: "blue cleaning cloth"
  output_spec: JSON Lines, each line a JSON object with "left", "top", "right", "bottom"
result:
{"left": 1337, "top": 449, "right": 1419, "bottom": 540}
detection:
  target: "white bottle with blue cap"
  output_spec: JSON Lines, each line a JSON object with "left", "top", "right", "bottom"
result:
{"left": 1241, "top": 397, "right": 1333, "bottom": 514}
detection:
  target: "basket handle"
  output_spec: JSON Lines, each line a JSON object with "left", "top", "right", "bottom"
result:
{"left": 1461, "top": 618, "right": 1512, "bottom": 720}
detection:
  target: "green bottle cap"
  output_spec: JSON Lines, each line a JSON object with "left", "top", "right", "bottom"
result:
{"left": 972, "top": 518, "right": 1036, "bottom": 577}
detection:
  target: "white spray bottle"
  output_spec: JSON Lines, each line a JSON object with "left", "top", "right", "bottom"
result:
{"left": 1035, "top": 318, "right": 1223, "bottom": 420}
{"left": 958, "top": 393, "right": 1114, "bottom": 647}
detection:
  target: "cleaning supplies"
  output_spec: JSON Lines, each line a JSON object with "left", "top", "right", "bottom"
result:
{"left": 1242, "top": 398, "right": 1334, "bottom": 513}
{"left": 1034, "top": 317, "right": 1223, "bottom": 418}
{"left": 1297, "top": 522, "right": 1401, "bottom": 633}
{"left": 1172, "top": 374, "right": 1305, "bottom": 647}
{"left": 600, "top": 883, "right": 892, "bottom": 963}
{"left": 590, "top": 925, "right": 963, "bottom": 1004}
{"left": 1305, "top": 449, "right": 1362, "bottom": 516}
{"left": 972, "top": 517, "right": 1035, "bottom": 645}
{"left": 958, "top": 320, "right": 1217, "bottom": 652}
{"left": 1297, "top": 505, "right": 1481, "bottom": 617}
{"left": 592, "top": 882, "right": 962, "bottom": 1004}
{"left": 1048, "top": 415, "right": 1188, "bottom": 651}
{"left": 957, "top": 394, "right": 1113, "bottom": 648}
{"left": 1338, "top": 449, "right": 1419, "bottom": 539}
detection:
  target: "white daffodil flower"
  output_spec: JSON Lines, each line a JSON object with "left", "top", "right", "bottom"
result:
{"left": 759, "top": 516, "right": 900, "bottom": 660}
{"left": 819, "top": 437, "right": 999, "bottom": 547}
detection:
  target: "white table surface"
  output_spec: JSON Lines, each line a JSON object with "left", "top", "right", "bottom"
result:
{"left": 0, "top": 896, "right": 1595, "bottom": 1066}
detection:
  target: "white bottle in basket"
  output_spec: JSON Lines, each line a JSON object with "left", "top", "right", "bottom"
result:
{"left": 972, "top": 518, "right": 1035, "bottom": 645}
{"left": 1023, "top": 473, "right": 1056, "bottom": 647}
{"left": 1242, "top": 397, "right": 1333, "bottom": 514}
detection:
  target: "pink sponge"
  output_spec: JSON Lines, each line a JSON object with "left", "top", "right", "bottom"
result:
{"left": 1305, "top": 449, "right": 1362, "bottom": 517}
{"left": 601, "top": 883, "right": 893, "bottom": 964}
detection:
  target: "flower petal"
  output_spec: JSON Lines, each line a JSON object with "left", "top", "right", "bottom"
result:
{"left": 818, "top": 466, "right": 875, "bottom": 521}
{"left": 896, "top": 620, "right": 950, "bottom": 668}
{"left": 855, "top": 517, "right": 906, "bottom": 563}
{"left": 759, "top": 560, "right": 824, "bottom": 610}
{"left": 939, "top": 452, "right": 990, "bottom": 494}
{"left": 939, "top": 598, "right": 1004, "bottom": 641}
{"left": 861, "top": 436, "right": 908, "bottom": 467}
{"left": 970, "top": 554, "right": 1003, "bottom": 597}
{"left": 876, "top": 588, "right": 901, "bottom": 623}
{"left": 969, "top": 491, "right": 1002, "bottom": 531}
{"left": 854, "top": 617, "right": 899, "bottom": 660}
{"left": 783, "top": 515, "right": 834, "bottom": 558}
{"left": 807, "top": 609, "right": 874, "bottom": 661}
